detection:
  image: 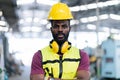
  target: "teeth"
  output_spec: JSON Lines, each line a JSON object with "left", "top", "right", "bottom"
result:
{"left": 58, "top": 35, "right": 63, "bottom": 37}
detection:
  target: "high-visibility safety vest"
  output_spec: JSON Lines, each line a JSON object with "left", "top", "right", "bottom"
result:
{"left": 41, "top": 46, "right": 81, "bottom": 79}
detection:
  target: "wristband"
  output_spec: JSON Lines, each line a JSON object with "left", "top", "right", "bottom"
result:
{"left": 44, "top": 77, "right": 54, "bottom": 80}
{"left": 44, "top": 77, "right": 50, "bottom": 80}
{"left": 49, "top": 78, "right": 54, "bottom": 80}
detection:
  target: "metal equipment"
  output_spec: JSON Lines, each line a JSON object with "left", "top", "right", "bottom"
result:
{"left": 101, "top": 39, "right": 120, "bottom": 79}
{"left": 0, "top": 36, "right": 5, "bottom": 80}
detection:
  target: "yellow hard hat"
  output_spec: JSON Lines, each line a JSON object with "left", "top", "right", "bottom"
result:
{"left": 48, "top": 2, "right": 73, "bottom": 20}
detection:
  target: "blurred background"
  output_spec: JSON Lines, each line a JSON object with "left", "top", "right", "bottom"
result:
{"left": 0, "top": 0, "right": 120, "bottom": 80}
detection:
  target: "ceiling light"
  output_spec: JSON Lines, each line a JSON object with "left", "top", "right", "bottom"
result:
{"left": 40, "top": 20, "right": 48, "bottom": 25}
{"left": 102, "top": 27, "right": 110, "bottom": 32}
{"left": 37, "top": 0, "right": 60, "bottom": 6}
{"left": 20, "top": 26, "right": 42, "bottom": 32}
{"left": 80, "top": 18, "right": 88, "bottom": 23}
{"left": 0, "top": 21, "right": 6, "bottom": 26}
{"left": 97, "top": 2, "right": 104, "bottom": 8}
{"left": 71, "top": 0, "right": 120, "bottom": 12}
{"left": 17, "top": 0, "right": 34, "bottom": 5}
{"left": 88, "top": 16, "right": 97, "bottom": 22}
{"left": 79, "top": 5, "right": 88, "bottom": 11}
{"left": 105, "top": 0, "right": 120, "bottom": 6}
{"left": 80, "top": 14, "right": 110, "bottom": 23}
{"left": 87, "top": 24, "right": 96, "bottom": 30}
{"left": 19, "top": 19, "right": 24, "bottom": 24}
{"left": 0, "top": 26, "right": 9, "bottom": 32}
{"left": 31, "top": 27, "right": 42, "bottom": 32}
{"left": 111, "top": 28, "right": 120, "bottom": 33}
{"left": 99, "top": 14, "right": 109, "bottom": 20}
{"left": 71, "top": 20, "right": 79, "bottom": 25}
{"left": 110, "top": 14, "right": 120, "bottom": 20}
{"left": 20, "top": 26, "right": 31, "bottom": 32}
{"left": 70, "top": 6, "right": 80, "bottom": 12}
{"left": 0, "top": 11, "right": 3, "bottom": 16}
{"left": 33, "top": 18, "right": 39, "bottom": 23}
{"left": 25, "top": 17, "right": 32, "bottom": 22}
{"left": 87, "top": 3, "right": 97, "bottom": 9}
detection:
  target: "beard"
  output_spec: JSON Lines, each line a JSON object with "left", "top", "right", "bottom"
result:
{"left": 52, "top": 32, "right": 70, "bottom": 46}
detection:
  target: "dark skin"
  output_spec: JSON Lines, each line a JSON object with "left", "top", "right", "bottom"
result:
{"left": 50, "top": 20, "right": 71, "bottom": 46}
{"left": 30, "top": 20, "right": 90, "bottom": 80}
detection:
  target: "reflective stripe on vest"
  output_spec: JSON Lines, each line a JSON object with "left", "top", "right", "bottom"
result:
{"left": 41, "top": 46, "right": 81, "bottom": 79}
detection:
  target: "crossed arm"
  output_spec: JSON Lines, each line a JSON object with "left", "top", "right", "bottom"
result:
{"left": 30, "top": 70, "right": 90, "bottom": 80}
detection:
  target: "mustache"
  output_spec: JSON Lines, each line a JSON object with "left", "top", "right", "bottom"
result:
{"left": 56, "top": 32, "right": 65, "bottom": 36}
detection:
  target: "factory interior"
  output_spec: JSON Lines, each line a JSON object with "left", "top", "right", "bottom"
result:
{"left": 0, "top": 0, "right": 120, "bottom": 80}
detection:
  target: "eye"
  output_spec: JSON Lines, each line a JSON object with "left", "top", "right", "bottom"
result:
{"left": 62, "top": 25, "right": 68, "bottom": 28}
{"left": 52, "top": 25, "right": 59, "bottom": 29}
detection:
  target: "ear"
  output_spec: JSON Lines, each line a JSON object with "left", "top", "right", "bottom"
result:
{"left": 50, "top": 27, "right": 52, "bottom": 31}
{"left": 69, "top": 26, "right": 71, "bottom": 31}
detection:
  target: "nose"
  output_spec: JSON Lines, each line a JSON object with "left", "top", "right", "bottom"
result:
{"left": 58, "top": 26, "right": 63, "bottom": 31}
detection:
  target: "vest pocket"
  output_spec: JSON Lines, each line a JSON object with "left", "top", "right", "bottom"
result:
{"left": 62, "top": 72, "right": 76, "bottom": 79}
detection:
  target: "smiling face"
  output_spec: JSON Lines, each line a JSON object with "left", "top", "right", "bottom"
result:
{"left": 50, "top": 20, "right": 71, "bottom": 45}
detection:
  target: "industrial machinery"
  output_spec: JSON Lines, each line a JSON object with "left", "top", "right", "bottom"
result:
{"left": 0, "top": 34, "right": 9, "bottom": 80}
{"left": 0, "top": 35, "right": 5, "bottom": 80}
{"left": 101, "top": 39, "right": 120, "bottom": 79}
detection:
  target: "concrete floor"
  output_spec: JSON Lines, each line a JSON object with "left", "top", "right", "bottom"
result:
{"left": 9, "top": 66, "right": 30, "bottom": 80}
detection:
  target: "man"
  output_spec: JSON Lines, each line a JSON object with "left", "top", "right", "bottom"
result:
{"left": 30, "top": 2, "right": 90, "bottom": 80}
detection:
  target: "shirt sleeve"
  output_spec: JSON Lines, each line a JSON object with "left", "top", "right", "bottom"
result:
{"left": 77, "top": 50, "right": 90, "bottom": 71}
{"left": 30, "top": 50, "right": 45, "bottom": 75}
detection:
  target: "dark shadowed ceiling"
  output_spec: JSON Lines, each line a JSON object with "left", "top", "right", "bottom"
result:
{"left": 0, "top": 0, "right": 18, "bottom": 30}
